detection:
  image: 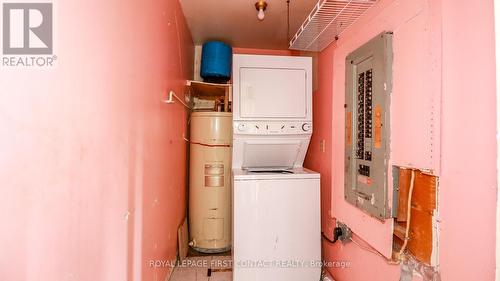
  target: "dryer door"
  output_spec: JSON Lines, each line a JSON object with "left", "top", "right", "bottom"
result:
{"left": 239, "top": 67, "right": 307, "bottom": 119}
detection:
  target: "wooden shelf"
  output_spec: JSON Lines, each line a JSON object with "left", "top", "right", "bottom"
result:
{"left": 186, "top": 80, "right": 232, "bottom": 112}
{"left": 186, "top": 80, "right": 231, "bottom": 98}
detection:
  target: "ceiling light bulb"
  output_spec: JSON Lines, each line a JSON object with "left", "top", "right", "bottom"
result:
{"left": 255, "top": 1, "right": 267, "bottom": 21}
{"left": 257, "top": 8, "right": 265, "bottom": 20}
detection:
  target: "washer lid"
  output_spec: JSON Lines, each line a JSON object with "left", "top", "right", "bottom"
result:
{"left": 232, "top": 167, "right": 320, "bottom": 180}
{"left": 242, "top": 140, "right": 300, "bottom": 169}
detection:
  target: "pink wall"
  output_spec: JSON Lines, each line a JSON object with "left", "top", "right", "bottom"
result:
{"left": 439, "top": 0, "right": 496, "bottom": 278}
{"left": 330, "top": 0, "right": 444, "bottom": 259}
{"left": 303, "top": 45, "right": 334, "bottom": 247}
{"left": 304, "top": 0, "right": 497, "bottom": 280}
{"left": 139, "top": 0, "right": 194, "bottom": 280}
{"left": 0, "top": 0, "right": 193, "bottom": 281}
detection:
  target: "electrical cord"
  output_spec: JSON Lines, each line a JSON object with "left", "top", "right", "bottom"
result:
{"left": 321, "top": 225, "right": 401, "bottom": 264}
{"left": 348, "top": 169, "right": 417, "bottom": 265}
{"left": 319, "top": 169, "right": 418, "bottom": 266}
{"left": 322, "top": 227, "right": 399, "bottom": 265}
{"left": 321, "top": 232, "right": 336, "bottom": 244}
{"left": 396, "top": 169, "right": 416, "bottom": 260}
{"left": 350, "top": 236, "right": 400, "bottom": 265}
{"left": 350, "top": 237, "right": 386, "bottom": 259}
{"left": 189, "top": 141, "right": 231, "bottom": 148}
{"left": 287, "top": 0, "right": 291, "bottom": 43}
{"left": 321, "top": 228, "right": 343, "bottom": 244}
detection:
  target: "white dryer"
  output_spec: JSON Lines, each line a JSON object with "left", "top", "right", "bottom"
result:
{"left": 231, "top": 54, "right": 321, "bottom": 281}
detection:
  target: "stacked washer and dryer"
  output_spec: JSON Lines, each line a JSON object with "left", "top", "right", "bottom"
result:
{"left": 188, "top": 53, "right": 321, "bottom": 279}
{"left": 231, "top": 54, "right": 321, "bottom": 281}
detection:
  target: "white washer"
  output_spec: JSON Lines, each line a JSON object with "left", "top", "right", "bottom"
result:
{"left": 231, "top": 55, "right": 321, "bottom": 281}
{"left": 232, "top": 168, "right": 321, "bottom": 281}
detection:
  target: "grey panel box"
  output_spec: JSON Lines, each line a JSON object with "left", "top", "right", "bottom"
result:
{"left": 344, "top": 32, "right": 393, "bottom": 219}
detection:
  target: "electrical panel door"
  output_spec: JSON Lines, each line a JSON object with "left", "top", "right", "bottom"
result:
{"left": 344, "top": 32, "right": 393, "bottom": 219}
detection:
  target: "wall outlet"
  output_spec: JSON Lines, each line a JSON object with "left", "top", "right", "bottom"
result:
{"left": 336, "top": 221, "right": 352, "bottom": 243}
{"left": 320, "top": 139, "right": 326, "bottom": 153}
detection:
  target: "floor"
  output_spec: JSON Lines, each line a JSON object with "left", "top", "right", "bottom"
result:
{"left": 169, "top": 256, "right": 232, "bottom": 281}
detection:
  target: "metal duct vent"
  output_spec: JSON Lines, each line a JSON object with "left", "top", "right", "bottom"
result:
{"left": 289, "top": 0, "right": 378, "bottom": 52}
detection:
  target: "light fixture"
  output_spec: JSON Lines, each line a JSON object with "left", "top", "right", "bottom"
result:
{"left": 255, "top": 1, "right": 267, "bottom": 21}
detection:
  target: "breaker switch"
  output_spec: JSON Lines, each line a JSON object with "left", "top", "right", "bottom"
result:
{"left": 358, "top": 164, "right": 370, "bottom": 177}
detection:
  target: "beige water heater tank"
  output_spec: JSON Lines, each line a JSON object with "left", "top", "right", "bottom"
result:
{"left": 189, "top": 112, "right": 232, "bottom": 253}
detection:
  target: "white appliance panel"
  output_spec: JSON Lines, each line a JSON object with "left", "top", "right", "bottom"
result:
{"left": 242, "top": 140, "right": 300, "bottom": 169}
{"left": 232, "top": 175, "right": 321, "bottom": 281}
{"left": 232, "top": 54, "right": 312, "bottom": 122}
{"left": 232, "top": 135, "right": 310, "bottom": 169}
{"left": 239, "top": 68, "right": 306, "bottom": 119}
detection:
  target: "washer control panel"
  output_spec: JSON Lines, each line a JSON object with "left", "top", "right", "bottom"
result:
{"left": 234, "top": 121, "right": 312, "bottom": 135}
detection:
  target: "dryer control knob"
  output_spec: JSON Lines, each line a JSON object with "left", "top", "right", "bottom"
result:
{"left": 302, "top": 123, "right": 311, "bottom": 132}
{"left": 237, "top": 123, "right": 246, "bottom": 131}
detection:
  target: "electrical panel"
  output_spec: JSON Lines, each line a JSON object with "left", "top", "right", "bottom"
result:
{"left": 344, "top": 32, "right": 393, "bottom": 219}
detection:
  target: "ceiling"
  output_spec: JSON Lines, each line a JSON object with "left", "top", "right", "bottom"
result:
{"left": 179, "top": 0, "right": 318, "bottom": 50}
